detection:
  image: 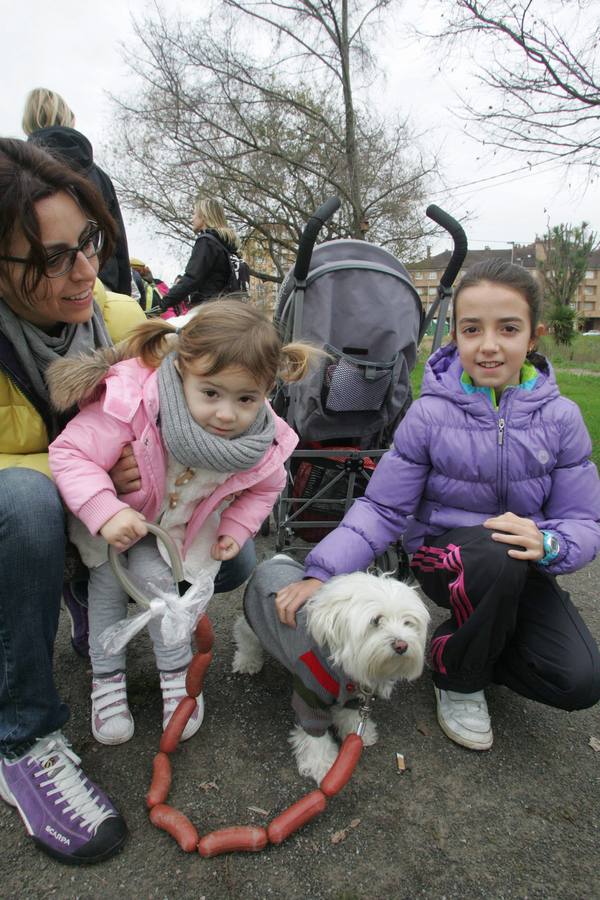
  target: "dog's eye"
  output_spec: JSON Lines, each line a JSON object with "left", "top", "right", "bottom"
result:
{"left": 370, "top": 615, "right": 383, "bottom": 627}
{"left": 402, "top": 619, "right": 417, "bottom": 629}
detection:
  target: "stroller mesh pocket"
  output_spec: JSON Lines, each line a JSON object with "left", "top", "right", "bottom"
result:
{"left": 324, "top": 347, "right": 398, "bottom": 413}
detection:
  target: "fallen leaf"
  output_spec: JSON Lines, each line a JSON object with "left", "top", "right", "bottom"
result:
{"left": 330, "top": 819, "right": 361, "bottom": 844}
{"left": 330, "top": 829, "right": 348, "bottom": 844}
{"left": 198, "top": 780, "right": 219, "bottom": 792}
{"left": 589, "top": 736, "right": 600, "bottom": 752}
{"left": 416, "top": 721, "right": 432, "bottom": 736}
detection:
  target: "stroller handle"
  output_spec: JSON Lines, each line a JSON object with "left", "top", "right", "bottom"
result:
{"left": 294, "top": 196, "right": 341, "bottom": 281}
{"left": 108, "top": 523, "right": 187, "bottom": 608}
{"left": 426, "top": 205, "right": 468, "bottom": 289}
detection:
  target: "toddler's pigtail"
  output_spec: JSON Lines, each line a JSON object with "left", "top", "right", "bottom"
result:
{"left": 122, "top": 319, "right": 179, "bottom": 369}
{"left": 278, "top": 341, "right": 327, "bottom": 384}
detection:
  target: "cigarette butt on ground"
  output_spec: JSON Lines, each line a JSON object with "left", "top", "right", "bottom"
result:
{"left": 396, "top": 752, "right": 407, "bottom": 773}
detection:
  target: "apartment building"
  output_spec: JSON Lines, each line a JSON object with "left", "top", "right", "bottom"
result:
{"left": 406, "top": 244, "right": 600, "bottom": 332}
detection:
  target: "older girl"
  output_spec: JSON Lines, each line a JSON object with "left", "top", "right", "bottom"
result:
{"left": 271, "top": 259, "right": 600, "bottom": 751}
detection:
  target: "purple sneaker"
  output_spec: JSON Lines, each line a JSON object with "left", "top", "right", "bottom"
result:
{"left": 62, "top": 581, "right": 89, "bottom": 658}
{"left": 0, "top": 731, "right": 127, "bottom": 864}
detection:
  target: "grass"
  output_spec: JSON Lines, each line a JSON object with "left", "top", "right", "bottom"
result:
{"left": 410, "top": 338, "right": 600, "bottom": 468}
{"left": 538, "top": 334, "right": 600, "bottom": 372}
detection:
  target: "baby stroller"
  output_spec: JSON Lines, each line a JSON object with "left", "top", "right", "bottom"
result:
{"left": 271, "top": 197, "right": 467, "bottom": 573}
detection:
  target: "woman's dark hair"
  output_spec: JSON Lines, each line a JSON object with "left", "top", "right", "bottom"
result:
{"left": 0, "top": 138, "right": 116, "bottom": 305}
{"left": 453, "top": 258, "right": 542, "bottom": 333}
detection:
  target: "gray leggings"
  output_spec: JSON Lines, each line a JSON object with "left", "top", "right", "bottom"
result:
{"left": 88, "top": 535, "right": 192, "bottom": 676}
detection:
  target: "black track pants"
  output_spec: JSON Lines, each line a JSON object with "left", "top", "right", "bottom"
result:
{"left": 410, "top": 526, "right": 600, "bottom": 710}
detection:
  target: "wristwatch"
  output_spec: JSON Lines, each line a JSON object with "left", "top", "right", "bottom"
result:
{"left": 539, "top": 530, "right": 560, "bottom": 566}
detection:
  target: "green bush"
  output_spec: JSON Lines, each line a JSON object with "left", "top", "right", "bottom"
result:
{"left": 546, "top": 303, "right": 577, "bottom": 346}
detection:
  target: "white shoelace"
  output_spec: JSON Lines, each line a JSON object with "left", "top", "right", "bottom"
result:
{"left": 29, "top": 733, "right": 112, "bottom": 832}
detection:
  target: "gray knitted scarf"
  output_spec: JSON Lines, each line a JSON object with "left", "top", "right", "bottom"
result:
{"left": 157, "top": 352, "right": 275, "bottom": 472}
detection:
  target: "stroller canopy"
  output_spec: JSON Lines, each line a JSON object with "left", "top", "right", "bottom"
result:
{"left": 276, "top": 239, "right": 423, "bottom": 447}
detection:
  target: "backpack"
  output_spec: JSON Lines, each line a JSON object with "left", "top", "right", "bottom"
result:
{"left": 202, "top": 233, "right": 250, "bottom": 294}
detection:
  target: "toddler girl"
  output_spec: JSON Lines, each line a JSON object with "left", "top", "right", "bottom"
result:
{"left": 49, "top": 299, "right": 312, "bottom": 745}
{"left": 269, "top": 259, "right": 600, "bottom": 750}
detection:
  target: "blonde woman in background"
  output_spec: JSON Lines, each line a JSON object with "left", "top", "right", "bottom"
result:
{"left": 160, "top": 197, "right": 245, "bottom": 312}
{"left": 23, "top": 87, "right": 131, "bottom": 297}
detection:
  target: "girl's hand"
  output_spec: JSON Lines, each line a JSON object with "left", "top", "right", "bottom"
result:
{"left": 211, "top": 536, "right": 240, "bottom": 561}
{"left": 100, "top": 508, "right": 147, "bottom": 551}
{"left": 275, "top": 578, "right": 323, "bottom": 627}
{"left": 483, "top": 512, "right": 544, "bottom": 562}
{"left": 109, "top": 444, "right": 141, "bottom": 494}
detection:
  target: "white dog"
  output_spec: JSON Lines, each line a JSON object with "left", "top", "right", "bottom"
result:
{"left": 233, "top": 557, "right": 430, "bottom": 784}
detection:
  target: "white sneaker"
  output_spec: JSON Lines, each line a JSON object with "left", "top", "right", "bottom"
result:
{"left": 435, "top": 687, "right": 493, "bottom": 750}
{"left": 91, "top": 673, "right": 134, "bottom": 745}
{"left": 160, "top": 670, "right": 204, "bottom": 742}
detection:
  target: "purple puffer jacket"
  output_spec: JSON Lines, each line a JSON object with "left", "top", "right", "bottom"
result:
{"left": 305, "top": 344, "right": 600, "bottom": 580}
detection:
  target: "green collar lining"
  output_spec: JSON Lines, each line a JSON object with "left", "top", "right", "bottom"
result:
{"left": 460, "top": 361, "right": 538, "bottom": 409}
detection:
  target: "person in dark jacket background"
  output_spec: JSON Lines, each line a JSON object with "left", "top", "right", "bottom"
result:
{"left": 22, "top": 88, "right": 131, "bottom": 297}
{"left": 159, "top": 197, "right": 242, "bottom": 311}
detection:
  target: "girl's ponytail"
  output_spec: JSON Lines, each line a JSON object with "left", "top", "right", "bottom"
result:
{"left": 278, "top": 341, "right": 325, "bottom": 384}
{"left": 122, "top": 318, "right": 178, "bottom": 369}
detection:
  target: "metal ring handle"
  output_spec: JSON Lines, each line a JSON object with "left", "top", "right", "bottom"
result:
{"left": 108, "top": 523, "right": 186, "bottom": 609}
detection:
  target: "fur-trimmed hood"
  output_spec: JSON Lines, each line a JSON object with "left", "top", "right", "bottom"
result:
{"left": 47, "top": 344, "right": 129, "bottom": 412}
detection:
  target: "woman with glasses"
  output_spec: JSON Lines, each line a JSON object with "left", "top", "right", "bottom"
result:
{"left": 0, "top": 138, "right": 146, "bottom": 864}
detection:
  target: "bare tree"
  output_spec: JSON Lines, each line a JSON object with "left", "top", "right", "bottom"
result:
{"left": 435, "top": 0, "right": 600, "bottom": 170}
{"left": 109, "top": 0, "right": 434, "bottom": 281}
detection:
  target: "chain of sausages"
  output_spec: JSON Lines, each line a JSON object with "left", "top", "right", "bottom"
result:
{"left": 146, "top": 613, "right": 364, "bottom": 855}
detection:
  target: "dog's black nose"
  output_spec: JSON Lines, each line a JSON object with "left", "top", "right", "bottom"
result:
{"left": 393, "top": 640, "right": 408, "bottom": 655}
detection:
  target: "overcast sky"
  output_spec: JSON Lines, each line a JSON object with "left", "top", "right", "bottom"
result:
{"left": 2, "top": 0, "right": 598, "bottom": 284}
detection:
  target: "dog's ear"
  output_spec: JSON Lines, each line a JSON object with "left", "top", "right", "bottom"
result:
{"left": 305, "top": 578, "right": 355, "bottom": 655}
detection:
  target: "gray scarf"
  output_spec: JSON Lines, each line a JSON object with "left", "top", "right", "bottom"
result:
{"left": 157, "top": 352, "right": 275, "bottom": 472}
{"left": 0, "top": 296, "right": 111, "bottom": 408}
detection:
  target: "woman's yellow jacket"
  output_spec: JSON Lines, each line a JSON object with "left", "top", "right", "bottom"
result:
{"left": 0, "top": 281, "right": 145, "bottom": 476}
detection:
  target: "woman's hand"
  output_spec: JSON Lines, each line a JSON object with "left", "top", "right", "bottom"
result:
{"left": 211, "top": 535, "right": 240, "bottom": 561}
{"left": 100, "top": 508, "right": 147, "bottom": 552}
{"left": 109, "top": 445, "right": 141, "bottom": 494}
{"left": 483, "top": 512, "right": 544, "bottom": 562}
{"left": 275, "top": 578, "right": 323, "bottom": 627}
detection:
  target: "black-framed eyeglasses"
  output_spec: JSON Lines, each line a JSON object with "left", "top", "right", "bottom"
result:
{"left": 0, "top": 222, "right": 104, "bottom": 278}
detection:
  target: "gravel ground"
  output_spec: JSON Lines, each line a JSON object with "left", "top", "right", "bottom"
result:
{"left": 2, "top": 533, "right": 599, "bottom": 900}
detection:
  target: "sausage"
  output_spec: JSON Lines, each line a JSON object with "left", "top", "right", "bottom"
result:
{"left": 185, "top": 650, "right": 213, "bottom": 698}
{"left": 198, "top": 826, "right": 269, "bottom": 857}
{"left": 194, "top": 615, "right": 215, "bottom": 654}
{"left": 319, "top": 733, "right": 364, "bottom": 797}
{"left": 149, "top": 803, "right": 199, "bottom": 852}
{"left": 146, "top": 752, "right": 172, "bottom": 808}
{"left": 267, "top": 790, "right": 327, "bottom": 845}
{"left": 159, "top": 696, "right": 197, "bottom": 753}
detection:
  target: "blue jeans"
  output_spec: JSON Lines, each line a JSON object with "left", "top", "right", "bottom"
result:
{"left": 0, "top": 469, "right": 69, "bottom": 759}
{"left": 214, "top": 538, "right": 256, "bottom": 593}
